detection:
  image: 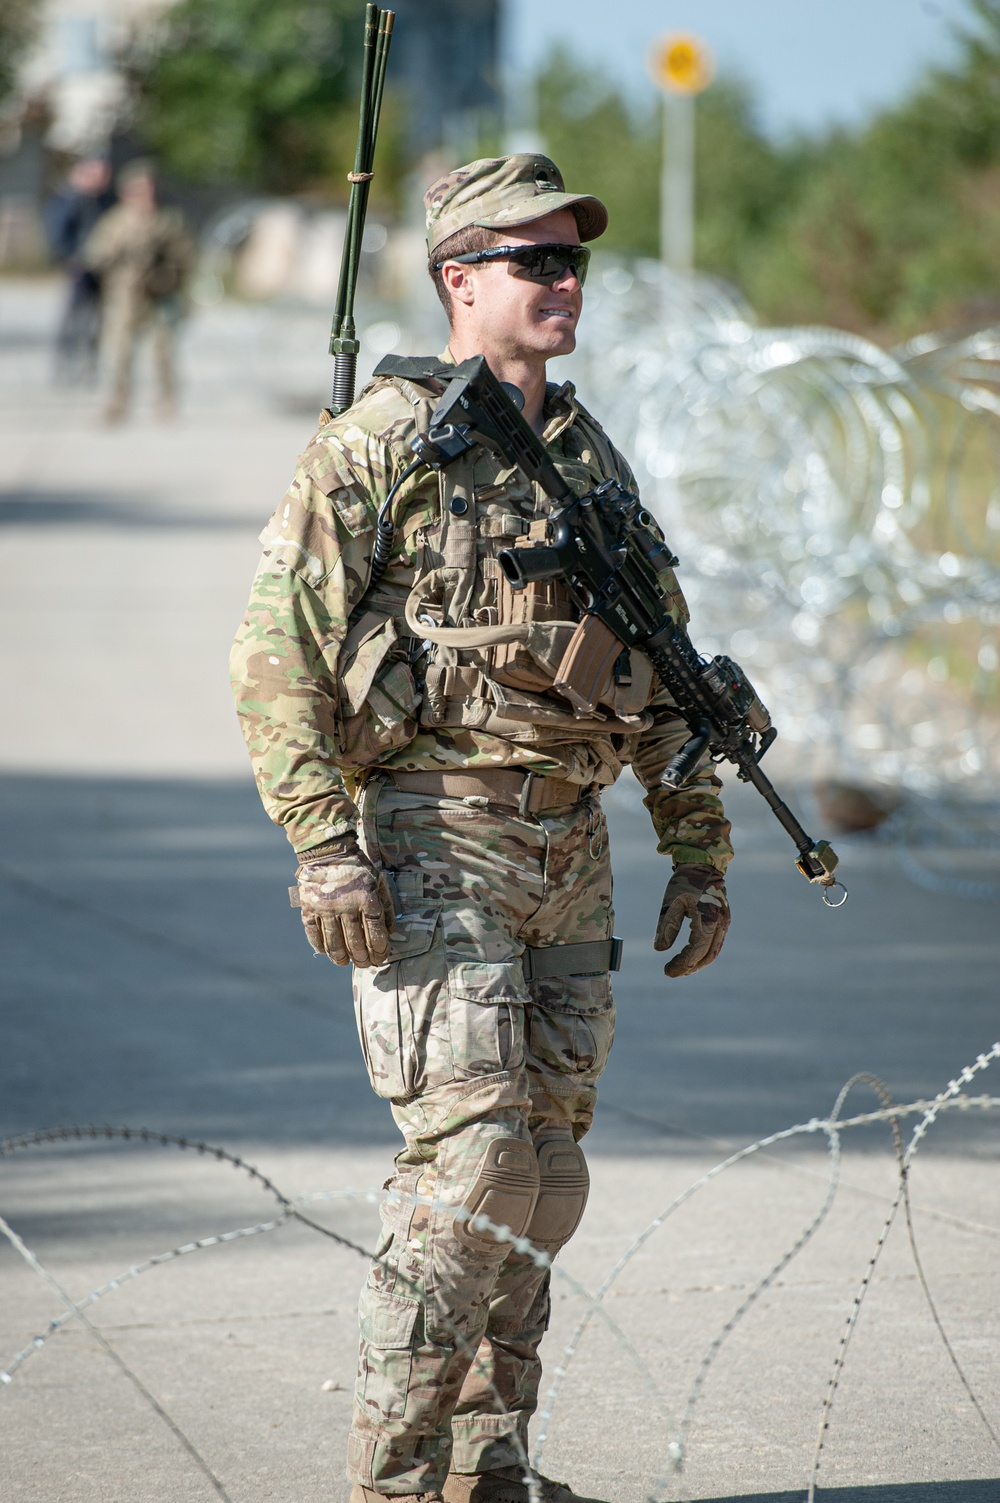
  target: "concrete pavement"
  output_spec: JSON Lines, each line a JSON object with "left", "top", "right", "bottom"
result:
{"left": 1, "top": 278, "right": 998, "bottom": 1503}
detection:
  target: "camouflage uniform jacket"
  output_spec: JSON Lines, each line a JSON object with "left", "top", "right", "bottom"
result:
{"left": 82, "top": 204, "right": 194, "bottom": 305}
{"left": 230, "top": 370, "right": 733, "bottom": 872}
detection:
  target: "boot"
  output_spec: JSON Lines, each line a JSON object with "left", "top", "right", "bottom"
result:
{"left": 350, "top": 1490, "right": 444, "bottom": 1503}
{"left": 442, "top": 1467, "right": 609, "bottom": 1503}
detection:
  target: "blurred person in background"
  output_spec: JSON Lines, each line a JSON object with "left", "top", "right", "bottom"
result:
{"left": 82, "top": 159, "right": 195, "bottom": 423}
{"left": 44, "top": 155, "right": 115, "bottom": 384}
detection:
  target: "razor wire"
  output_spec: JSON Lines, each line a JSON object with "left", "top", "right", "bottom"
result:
{"left": 3, "top": 1048, "right": 999, "bottom": 1502}
{"left": 0, "top": 1126, "right": 670, "bottom": 1503}
{"left": 0, "top": 1208, "right": 234, "bottom": 1502}
{"left": 806, "top": 1042, "right": 1000, "bottom": 1501}
{"left": 533, "top": 1064, "right": 1000, "bottom": 1496}
{"left": 563, "top": 262, "right": 1000, "bottom": 887}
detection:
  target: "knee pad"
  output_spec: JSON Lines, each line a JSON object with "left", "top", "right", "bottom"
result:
{"left": 454, "top": 1136, "right": 539, "bottom": 1253}
{"left": 524, "top": 1134, "right": 589, "bottom": 1255}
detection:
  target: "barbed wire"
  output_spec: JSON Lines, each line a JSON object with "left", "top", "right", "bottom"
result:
{"left": 2, "top": 1052, "right": 998, "bottom": 1502}
{"left": 0, "top": 1209, "right": 234, "bottom": 1501}
{"left": 807, "top": 1041, "right": 1000, "bottom": 1501}
{"left": 567, "top": 267, "right": 1000, "bottom": 899}
{"left": 572, "top": 268, "right": 1000, "bottom": 805}
{"left": 0, "top": 1129, "right": 669, "bottom": 1503}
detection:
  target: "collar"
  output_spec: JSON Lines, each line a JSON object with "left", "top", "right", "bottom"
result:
{"left": 541, "top": 379, "right": 579, "bottom": 444}
{"left": 437, "top": 350, "right": 579, "bottom": 443}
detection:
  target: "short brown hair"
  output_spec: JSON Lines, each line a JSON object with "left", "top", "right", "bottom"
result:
{"left": 428, "top": 224, "right": 505, "bottom": 319}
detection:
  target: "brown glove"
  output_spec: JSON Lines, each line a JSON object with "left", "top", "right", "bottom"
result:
{"left": 296, "top": 834, "right": 396, "bottom": 968}
{"left": 654, "top": 863, "right": 730, "bottom": 978}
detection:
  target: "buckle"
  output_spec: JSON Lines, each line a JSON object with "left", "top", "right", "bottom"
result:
{"left": 518, "top": 771, "right": 536, "bottom": 819}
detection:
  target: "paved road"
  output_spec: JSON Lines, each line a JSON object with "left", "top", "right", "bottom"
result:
{"left": 1, "top": 280, "right": 998, "bottom": 1503}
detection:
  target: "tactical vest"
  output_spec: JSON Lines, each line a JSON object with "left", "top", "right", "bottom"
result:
{"left": 333, "top": 374, "right": 662, "bottom": 769}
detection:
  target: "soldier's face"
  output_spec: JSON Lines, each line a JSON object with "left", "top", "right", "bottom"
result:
{"left": 448, "top": 209, "right": 584, "bottom": 361}
{"left": 121, "top": 174, "right": 157, "bottom": 212}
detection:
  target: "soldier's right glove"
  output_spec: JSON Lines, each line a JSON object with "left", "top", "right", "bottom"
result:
{"left": 296, "top": 834, "right": 396, "bottom": 968}
{"left": 654, "top": 863, "right": 730, "bottom": 978}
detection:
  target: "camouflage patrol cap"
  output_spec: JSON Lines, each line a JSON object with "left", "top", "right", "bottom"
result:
{"left": 425, "top": 153, "right": 608, "bottom": 255}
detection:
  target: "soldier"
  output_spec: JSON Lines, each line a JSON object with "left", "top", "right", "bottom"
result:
{"left": 230, "top": 154, "right": 733, "bottom": 1503}
{"left": 82, "top": 159, "right": 194, "bottom": 423}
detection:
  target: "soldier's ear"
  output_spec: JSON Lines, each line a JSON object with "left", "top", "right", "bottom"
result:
{"left": 440, "top": 260, "right": 477, "bottom": 310}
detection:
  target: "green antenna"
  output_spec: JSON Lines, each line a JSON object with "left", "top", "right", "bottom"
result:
{"left": 328, "top": 3, "right": 395, "bottom": 416}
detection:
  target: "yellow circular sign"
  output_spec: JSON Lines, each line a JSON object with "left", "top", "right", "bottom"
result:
{"left": 650, "top": 33, "right": 715, "bottom": 95}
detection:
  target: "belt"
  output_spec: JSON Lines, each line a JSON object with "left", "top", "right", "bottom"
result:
{"left": 387, "top": 768, "right": 592, "bottom": 817}
{"left": 522, "top": 936, "right": 623, "bottom": 979}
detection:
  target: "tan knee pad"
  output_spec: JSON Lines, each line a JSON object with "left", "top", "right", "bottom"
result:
{"left": 454, "top": 1136, "right": 539, "bottom": 1252}
{"left": 524, "top": 1134, "right": 590, "bottom": 1255}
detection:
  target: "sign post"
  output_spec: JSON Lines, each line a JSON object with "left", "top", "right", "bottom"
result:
{"left": 649, "top": 34, "right": 715, "bottom": 271}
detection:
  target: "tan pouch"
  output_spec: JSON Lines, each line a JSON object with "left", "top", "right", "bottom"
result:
{"left": 552, "top": 616, "right": 623, "bottom": 716}
{"left": 490, "top": 565, "right": 579, "bottom": 692}
{"left": 552, "top": 622, "right": 657, "bottom": 718}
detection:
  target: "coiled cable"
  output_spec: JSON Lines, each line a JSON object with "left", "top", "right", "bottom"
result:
{"left": 368, "top": 457, "right": 424, "bottom": 586}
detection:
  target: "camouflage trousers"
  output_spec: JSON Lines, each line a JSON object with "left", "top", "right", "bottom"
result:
{"left": 102, "top": 291, "right": 178, "bottom": 410}
{"left": 348, "top": 778, "right": 616, "bottom": 1494}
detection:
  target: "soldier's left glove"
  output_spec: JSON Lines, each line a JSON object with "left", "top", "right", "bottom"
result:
{"left": 296, "top": 834, "right": 396, "bottom": 968}
{"left": 654, "top": 863, "right": 730, "bottom": 978}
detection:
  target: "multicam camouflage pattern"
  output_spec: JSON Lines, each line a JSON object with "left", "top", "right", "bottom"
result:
{"left": 653, "top": 863, "right": 730, "bottom": 978}
{"left": 423, "top": 154, "right": 608, "bottom": 256}
{"left": 348, "top": 780, "right": 615, "bottom": 1491}
{"left": 296, "top": 841, "right": 395, "bottom": 967}
{"left": 230, "top": 361, "right": 734, "bottom": 1493}
{"left": 229, "top": 371, "right": 733, "bottom": 873}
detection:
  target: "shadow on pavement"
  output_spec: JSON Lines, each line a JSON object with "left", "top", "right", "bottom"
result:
{"left": 698, "top": 1485, "right": 999, "bottom": 1502}
{"left": 2, "top": 770, "right": 998, "bottom": 1156}
{"left": 0, "top": 488, "right": 249, "bottom": 529}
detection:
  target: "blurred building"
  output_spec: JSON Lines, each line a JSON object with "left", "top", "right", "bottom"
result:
{"left": 391, "top": 0, "right": 500, "bottom": 158}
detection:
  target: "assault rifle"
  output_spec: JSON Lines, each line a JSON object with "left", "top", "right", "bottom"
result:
{"left": 373, "top": 353, "right": 846, "bottom": 903}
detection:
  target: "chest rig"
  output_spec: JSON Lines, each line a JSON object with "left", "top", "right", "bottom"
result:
{"left": 379, "top": 372, "right": 654, "bottom": 743}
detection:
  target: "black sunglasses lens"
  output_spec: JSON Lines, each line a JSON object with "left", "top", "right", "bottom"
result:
{"left": 511, "top": 245, "right": 590, "bottom": 286}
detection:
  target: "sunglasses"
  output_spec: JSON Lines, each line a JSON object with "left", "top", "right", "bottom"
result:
{"left": 433, "top": 242, "right": 591, "bottom": 287}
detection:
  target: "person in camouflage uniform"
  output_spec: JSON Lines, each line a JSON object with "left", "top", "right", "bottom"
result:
{"left": 82, "top": 160, "right": 194, "bottom": 423}
{"left": 231, "top": 154, "right": 733, "bottom": 1503}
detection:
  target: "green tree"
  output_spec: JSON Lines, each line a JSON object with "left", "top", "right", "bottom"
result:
{"left": 533, "top": 50, "right": 799, "bottom": 276}
{"left": 694, "top": 78, "right": 808, "bottom": 289}
{"left": 126, "top": 0, "right": 368, "bottom": 195}
{"left": 535, "top": 2, "right": 1000, "bottom": 338}
{"left": 745, "top": 0, "right": 1000, "bottom": 334}
{"left": 0, "top": 0, "right": 41, "bottom": 109}
{"left": 535, "top": 48, "right": 660, "bottom": 258}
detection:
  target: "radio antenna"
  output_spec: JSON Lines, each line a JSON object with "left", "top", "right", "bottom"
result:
{"left": 328, "top": 3, "right": 395, "bottom": 416}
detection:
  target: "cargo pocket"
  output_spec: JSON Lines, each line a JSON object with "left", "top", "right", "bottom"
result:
{"left": 353, "top": 903, "right": 445, "bottom": 1101}
{"left": 448, "top": 960, "right": 527, "bottom": 1082}
{"left": 358, "top": 1286, "right": 420, "bottom": 1420}
{"left": 525, "top": 973, "right": 614, "bottom": 1084}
